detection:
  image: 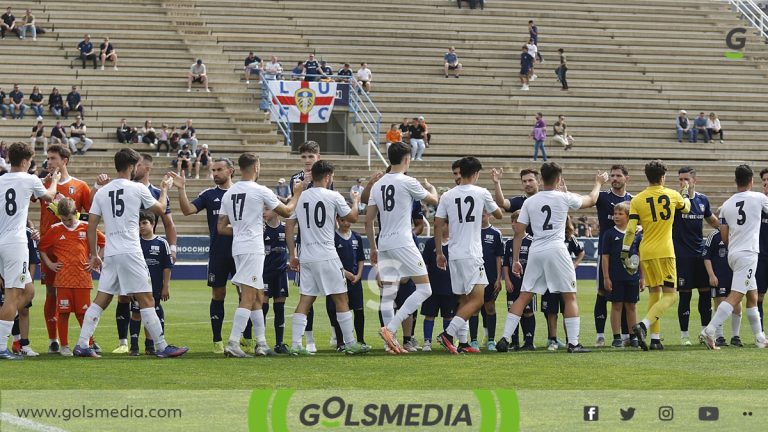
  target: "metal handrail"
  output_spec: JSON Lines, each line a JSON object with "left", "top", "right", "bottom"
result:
{"left": 728, "top": 0, "right": 768, "bottom": 39}
{"left": 260, "top": 79, "right": 292, "bottom": 147}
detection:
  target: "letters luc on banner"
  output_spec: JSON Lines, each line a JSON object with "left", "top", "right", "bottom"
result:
{"left": 269, "top": 81, "right": 337, "bottom": 123}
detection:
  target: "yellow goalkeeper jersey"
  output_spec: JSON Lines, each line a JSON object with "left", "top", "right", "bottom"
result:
{"left": 626, "top": 185, "right": 691, "bottom": 260}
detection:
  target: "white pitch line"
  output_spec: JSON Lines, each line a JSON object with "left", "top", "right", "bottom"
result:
{"left": 0, "top": 412, "right": 69, "bottom": 432}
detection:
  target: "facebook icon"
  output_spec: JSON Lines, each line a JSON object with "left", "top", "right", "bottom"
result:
{"left": 584, "top": 406, "right": 599, "bottom": 421}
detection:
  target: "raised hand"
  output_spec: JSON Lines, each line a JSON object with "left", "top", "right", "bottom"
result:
{"left": 168, "top": 171, "right": 186, "bottom": 189}
{"left": 490, "top": 168, "right": 503, "bottom": 184}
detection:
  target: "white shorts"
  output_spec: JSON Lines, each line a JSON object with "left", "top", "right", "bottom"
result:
{"left": 729, "top": 250, "right": 758, "bottom": 294}
{"left": 521, "top": 246, "right": 577, "bottom": 295}
{"left": 299, "top": 258, "right": 347, "bottom": 297}
{"left": 449, "top": 257, "right": 488, "bottom": 296}
{"left": 0, "top": 245, "right": 32, "bottom": 289}
{"left": 232, "top": 253, "right": 265, "bottom": 289}
{"left": 378, "top": 245, "right": 428, "bottom": 282}
{"left": 98, "top": 253, "right": 152, "bottom": 296}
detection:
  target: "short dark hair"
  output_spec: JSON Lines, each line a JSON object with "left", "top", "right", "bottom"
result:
{"left": 387, "top": 141, "right": 411, "bottom": 165}
{"left": 760, "top": 168, "right": 768, "bottom": 179}
{"left": 678, "top": 166, "right": 696, "bottom": 177}
{"left": 458, "top": 156, "right": 483, "bottom": 178}
{"left": 140, "top": 153, "right": 153, "bottom": 164}
{"left": 47, "top": 144, "right": 71, "bottom": 163}
{"left": 735, "top": 164, "right": 753, "bottom": 187}
{"left": 213, "top": 157, "right": 234, "bottom": 169}
{"left": 610, "top": 164, "right": 628, "bottom": 176}
{"left": 520, "top": 168, "right": 539, "bottom": 179}
{"left": 540, "top": 162, "right": 563, "bottom": 185}
{"left": 139, "top": 210, "right": 157, "bottom": 224}
{"left": 644, "top": 159, "right": 667, "bottom": 184}
{"left": 451, "top": 159, "right": 461, "bottom": 170}
{"left": 238, "top": 152, "right": 259, "bottom": 171}
{"left": 298, "top": 140, "right": 320, "bottom": 155}
{"left": 528, "top": 20, "right": 534, "bottom": 24}
{"left": 8, "top": 142, "right": 34, "bottom": 167}
{"left": 311, "top": 160, "right": 335, "bottom": 182}
{"left": 114, "top": 148, "right": 140, "bottom": 172}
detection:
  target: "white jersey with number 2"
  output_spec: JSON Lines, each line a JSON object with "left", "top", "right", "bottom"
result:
{"left": 518, "top": 190, "right": 582, "bottom": 252}
{"left": 720, "top": 191, "right": 768, "bottom": 254}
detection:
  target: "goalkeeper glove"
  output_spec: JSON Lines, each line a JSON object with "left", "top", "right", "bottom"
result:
{"left": 681, "top": 183, "right": 690, "bottom": 199}
{"left": 621, "top": 246, "right": 639, "bottom": 275}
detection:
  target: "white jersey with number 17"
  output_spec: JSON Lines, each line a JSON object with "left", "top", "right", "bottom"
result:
{"left": 720, "top": 191, "right": 768, "bottom": 254}
{"left": 435, "top": 184, "right": 498, "bottom": 260}
{"left": 518, "top": 190, "right": 582, "bottom": 252}
{"left": 0, "top": 172, "right": 47, "bottom": 246}
{"left": 220, "top": 180, "right": 280, "bottom": 256}
{"left": 368, "top": 172, "right": 428, "bottom": 251}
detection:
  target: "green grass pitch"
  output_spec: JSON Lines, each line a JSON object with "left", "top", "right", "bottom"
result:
{"left": 2, "top": 279, "right": 767, "bottom": 391}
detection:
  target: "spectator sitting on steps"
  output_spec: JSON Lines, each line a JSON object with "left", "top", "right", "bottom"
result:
{"left": 692, "top": 111, "right": 709, "bottom": 143}
{"left": 1, "top": 7, "right": 20, "bottom": 39}
{"left": 156, "top": 124, "right": 170, "bottom": 156}
{"left": 337, "top": 63, "right": 353, "bottom": 83}
{"left": 291, "top": 61, "right": 304, "bottom": 80}
{"left": 244, "top": 51, "right": 262, "bottom": 84}
{"left": 179, "top": 119, "right": 198, "bottom": 154}
{"left": 64, "top": 85, "right": 84, "bottom": 119}
{"left": 8, "top": 83, "right": 27, "bottom": 120}
{"left": 319, "top": 61, "right": 334, "bottom": 82}
{"left": 385, "top": 123, "right": 401, "bottom": 151}
{"left": 553, "top": 115, "right": 574, "bottom": 150}
{"left": 68, "top": 115, "right": 93, "bottom": 155}
{"left": 0, "top": 86, "right": 8, "bottom": 120}
{"left": 48, "top": 87, "right": 63, "bottom": 119}
{"left": 78, "top": 34, "right": 97, "bottom": 69}
{"left": 707, "top": 112, "right": 724, "bottom": 144}
{"left": 263, "top": 56, "right": 283, "bottom": 81}
{"left": 20, "top": 9, "right": 36, "bottom": 41}
{"left": 30, "top": 120, "right": 47, "bottom": 151}
{"left": 100, "top": 36, "right": 118, "bottom": 71}
{"left": 303, "top": 53, "right": 320, "bottom": 82}
{"left": 444, "top": 46, "right": 463, "bottom": 78}
{"left": 141, "top": 119, "right": 158, "bottom": 148}
{"left": 176, "top": 143, "right": 193, "bottom": 177}
{"left": 29, "top": 85, "right": 44, "bottom": 120}
{"left": 116, "top": 118, "right": 137, "bottom": 144}
{"left": 675, "top": 110, "right": 694, "bottom": 143}
{"left": 50, "top": 120, "right": 67, "bottom": 146}
{"left": 356, "top": 63, "right": 372, "bottom": 93}
{"left": 187, "top": 59, "right": 210, "bottom": 92}
{"left": 408, "top": 117, "right": 426, "bottom": 161}
{"left": 194, "top": 143, "right": 211, "bottom": 180}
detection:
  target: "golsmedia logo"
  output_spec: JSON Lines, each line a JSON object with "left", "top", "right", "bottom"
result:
{"left": 725, "top": 27, "right": 746, "bottom": 59}
{"left": 248, "top": 389, "right": 519, "bottom": 431}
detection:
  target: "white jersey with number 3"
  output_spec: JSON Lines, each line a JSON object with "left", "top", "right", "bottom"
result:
{"left": 220, "top": 181, "right": 280, "bottom": 256}
{"left": 90, "top": 179, "right": 157, "bottom": 257}
{"left": 0, "top": 172, "right": 47, "bottom": 245}
{"left": 518, "top": 190, "right": 582, "bottom": 252}
{"left": 294, "top": 188, "right": 351, "bottom": 263}
{"left": 435, "top": 184, "right": 498, "bottom": 260}
{"left": 720, "top": 191, "right": 768, "bottom": 254}
{"left": 368, "top": 172, "right": 428, "bottom": 251}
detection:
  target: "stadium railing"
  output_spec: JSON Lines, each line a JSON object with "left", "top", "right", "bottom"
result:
{"left": 729, "top": 0, "right": 768, "bottom": 39}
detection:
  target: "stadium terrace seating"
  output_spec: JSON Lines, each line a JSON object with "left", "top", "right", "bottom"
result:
{"left": 4, "top": 0, "right": 768, "bottom": 236}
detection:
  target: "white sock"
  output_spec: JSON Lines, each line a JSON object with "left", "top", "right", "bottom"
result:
{"left": 746, "top": 307, "right": 766, "bottom": 343}
{"left": 304, "top": 330, "right": 315, "bottom": 344}
{"left": 446, "top": 316, "right": 466, "bottom": 339}
{"left": 484, "top": 327, "right": 489, "bottom": 340}
{"left": 380, "top": 284, "right": 397, "bottom": 327}
{"left": 707, "top": 302, "right": 733, "bottom": 335}
{"left": 680, "top": 330, "right": 689, "bottom": 338}
{"left": 0, "top": 320, "right": 13, "bottom": 351}
{"left": 715, "top": 323, "right": 724, "bottom": 339}
{"left": 229, "top": 307, "right": 250, "bottom": 344}
{"left": 596, "top": 332, "right": 604, "bottom": 339}
{"left": 140, "top": 307, "right": 167, "bottom": 351}
{"left": 732, "top": 313, "right": 742, "bottom": 337}
{"left": 386, "top": 283, "right": 431, "bottom": 333}
{"left": 641, "top": 318, "right": 651, "bottom": 329}
{"left": 77, "top": 303, "right": 104, "bottom": 348}
{"left": 13, "top": 334, "right": 20, "bottom": 342}
{"left": 651, "top": 333, "right": 660, "bottom": 340}
{"left": 291, "top": 313, "right": 307, "bottom": 349}
{"left": 621, "top": 334, "right": 629, "bottom": 341}
{"left": 250, "top": 309, "right": 267, "bottom": 346}
{"left": 502, "top": 313, "right": 521, "bottom": 340}
{"left": 336, "top": 311, "right": 355, "bottom": 345}
{"left": 119, "top": 338, "right": 128, "bottom": 345}
{"left": 459, "top": 319, "right": 469, "bottom": 344}
{"left": 564, "top": 317, "right": 580, "bottom": 346}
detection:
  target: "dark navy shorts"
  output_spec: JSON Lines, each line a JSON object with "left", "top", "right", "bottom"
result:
{"left": 264, "top": 271, "right": 289, "bottom": 298}
{"left": 207, "top": 255, "right": 236, "bottom": 288}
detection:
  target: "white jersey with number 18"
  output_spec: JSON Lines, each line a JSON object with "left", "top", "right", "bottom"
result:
{"left": 220, "top": 180, "right": 280, "bottom": 256}
{"left": 368, "top": 172, "right": 428, "bottom": 251}
{"left": 435, "top": 184, "right": 498, "bottom": 260}
{"left": 720, "top": 191, "right": 768, "bottom": 254}
{"left": 518, "top": 190, "right": 582, "bottom": 252}
{"left": 0, "top": 172, "right": 47, "bottom": 246}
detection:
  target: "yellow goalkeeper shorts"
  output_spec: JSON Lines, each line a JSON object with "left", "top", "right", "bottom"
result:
{"left": 640, "top": 257, "right": 677, "bottom": 289}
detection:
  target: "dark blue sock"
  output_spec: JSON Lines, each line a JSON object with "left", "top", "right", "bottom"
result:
{"left": 621, "top": 306, "right": 629, "bottom": 334}
{"left": 116, "top": 301, "right": 130, "bottom": 340}
{"left": 155, "top": 303, "right": 165, "bottom": 332}
{"left": 20, "top": 338, "right": 29, "bottom": 347}
{"left": 442, "top": 318, "right": 450, "bottom": 331}
{"left": 243, "top": 316, "right": 253, "bottom": 340}
{"left": 306, "top": 306, "right": 314, "bottom": 331}
{"left": 129, "top": 318, "right": 141, "bottom": 350}
{"left": 522, "top": 314, "right": 535, "bottom": 345}
{"left": 594, "top": 294, "right": 607, "bottom": 334}
{"left": 273, "top": 302, "right": 285, "bottom": 345}
{"left": 480, "top": 307, "right": 488, "bottom": 337}
{"left": 485, "top": 313, "right": 497, "bottom": 341}
{"left": 468, "top": 315, "right": 479, "bottom": 342}
{"left": 262, "top": 302, "right": 270, "bottom": 321}
{"left": 698, "top": 291, "right": 712, "bottom": 327}
{"left": 12, "top": 316, "right": 20, "bottom": 337}
{"left": 423, "top": 319, "right": 435, "bottom": 342}
{"left": 210, "top": 299, "right": 225, "bottom": 343}
{"left": 353, "top": 309, "right": 365, "bottom": 344}
{"left": 678, "top": 291, "right": 692, "bottom": 332}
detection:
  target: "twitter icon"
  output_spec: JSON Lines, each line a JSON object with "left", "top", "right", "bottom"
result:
{"left": 620, "top": 408, "right": 636, "bottom": 421}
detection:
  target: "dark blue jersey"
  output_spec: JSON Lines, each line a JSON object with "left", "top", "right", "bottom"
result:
{"left": 673, "top": 192, "right": 711, "bottom": 258}
{"left": 191, "top": 186, "right": 233, "bottom": 255}
{"left": 504, "top": 195, "right": 533, "bottom": 235}
{"left": 503, "top": 235, "right": 533, "bottom": 290}
{"left": 264, "top": 222, "right": 288, "bottom": 274}
{"left": 704, "top": 230, "right": 732, "bottom": 288}
{"left": 760, "top": 210, "right": 768, "bottom": 258}
{"left": 335, "top": 230, "right": 364, "bottom": 275}
{"left": 601, "top": 227, "right": 641, "bottom": 283}
{"left": 595, "top": 190, "right": 632, "bottom": 253}
{"left": 422, "top": 237, "right": 451, "bottom": 295}
{"left": 481, "top": 225, "right": 504, "bottom": 283}
{"left": 141, "top": 236, "right": 173, "bottom": 296}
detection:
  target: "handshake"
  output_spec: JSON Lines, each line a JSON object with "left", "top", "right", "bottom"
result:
{"left": 620, "top": 246, "right": 640, "bottom": 275}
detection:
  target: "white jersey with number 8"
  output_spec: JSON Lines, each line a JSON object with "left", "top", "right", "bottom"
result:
{"left": 0, "top": 172, "right": 47, "bottom": 246}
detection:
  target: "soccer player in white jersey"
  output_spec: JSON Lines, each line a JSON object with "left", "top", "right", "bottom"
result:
{"left": 701, "top": 165, "right": 768, "bottom": 350}
{"left": 497, "top": 162, "right": 608, "bottom": 353}
{"left": 366, "top": 141, "right": 438, "bottom": 354}
{"left": 217, "top": 152, "right": 302, "bottom": 357}
{"left": 73, "top": 148, "right": 187, "bottom": 358}
{"left": 433, "top": 157, "right": 503, "bottom": 354}
{"left": 0, "top": 142, "right": 60, "bottom": 360}
{"left": 286, "top": 160, "right": 369, "bottom": 355}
